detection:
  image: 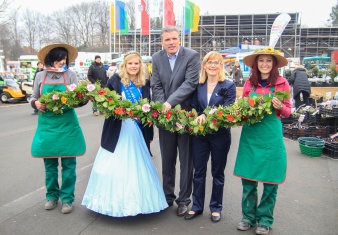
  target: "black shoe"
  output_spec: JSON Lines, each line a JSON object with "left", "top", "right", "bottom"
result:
{"left": 166, "top": 201, "right": 173, "bottom": 207}
{"left": 184, "top": 211, "right": 202, "bottom": 220}
{"left": 177, "top": 205, "right": 188, "bottom": 216}
{"left": 211, "top": 212, "right": 221, "bottom": 223}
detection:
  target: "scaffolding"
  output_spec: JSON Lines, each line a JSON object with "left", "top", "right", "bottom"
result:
{"left": 111, "top": 12, "right": 338, "bottom": 62}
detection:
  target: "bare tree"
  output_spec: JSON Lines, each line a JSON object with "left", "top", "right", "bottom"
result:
{"left": 126, "top": 0, "right": 135, "bottom": 30}
{"left": 0, "top": 0, "right": 12, "bottom": 26}
{"left": 93, "top": 1, "right": 110, "bottom": 48}
{"left": 21, "top": 9, "right": 42, "bottom": 53}
{"left": 51, "top": 10, "right": 75, "bottom": 46}
{"left": 330, "top": 3, "right": 338, "bottom": 26}
{"left": 6, "top": 10, "right": 23, "bottom": 60}
{"left": 69, "top": 2, "right": 98, "bottom": 48}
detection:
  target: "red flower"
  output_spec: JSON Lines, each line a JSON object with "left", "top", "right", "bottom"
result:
{"left": 212, "top": 119, "right": 218, "bottom": 126}
{"left": 108, "top": 97, "right": 113, "bottom": 102}
{"left": 152, "top": 110, "right": 159, "bottom": 118}
{"left": 227, "top": 115, "right": 235, "bottom": 122}
{"left": 249, "top": 98, "right": 255, "bottom": 107}
{"left": 148, "top": 121, "right": 153, "bottom": 125}
{"left": 166, "top": 111, "right": 172, "bottom": 119}
{"left": 114, "top": 107, "right": 126, "bottom": 115}
{"left": 76, "top": 92, "right": 82, "bottom": 98}
{"left": 241, "top": 115, "right": 250, "bottom": 120}
{"left": 217, "top": 111, "right": 223, "bottom": 117}
{"left": 89, "top": 96, "right": 93, "bottom": 101}
{"left": 188, "top": 127, "right": 194, "bottom": 133}
{"left": 187, "top": 112, "right": 195, "bottom": 118}
{"left": 98, "top": 88, "right": 106, "bottom": 95}
{"left": 129, "top": 110, "right": 133, "bottom": 117}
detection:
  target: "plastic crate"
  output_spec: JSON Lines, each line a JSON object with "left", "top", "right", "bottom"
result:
{"left": 323, "top": 141, "right": 338, "bottom": 159}
{"left": 298, "top": 143, "right": 324, "bottom": 157}
{"left": 298, "top": 137, "right": 325, "bottom": 147}
{"left": 283, "top": 124, "right": 331, "bottom": 140}
{"left": 319, "top": 107, "right": 338, "bottom": 117}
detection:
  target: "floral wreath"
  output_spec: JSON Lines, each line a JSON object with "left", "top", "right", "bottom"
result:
{"left": 38, "top": 81, "right": 290, "bottom": 135}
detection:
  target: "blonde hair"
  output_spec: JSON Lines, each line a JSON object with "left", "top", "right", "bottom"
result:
{"left": 199, "top": 51, "right": 226, "bottom": 84}
{"left": 119, "top": 52, "right": 146, "bottom": 87}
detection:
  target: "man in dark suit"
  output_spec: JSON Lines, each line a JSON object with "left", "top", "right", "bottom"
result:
{"left": 151, "top": 26, "right": 201, "bottom": 217}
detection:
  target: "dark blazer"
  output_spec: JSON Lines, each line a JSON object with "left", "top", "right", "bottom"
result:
{"left": 191, "top": 79, "right": 237, "bottom": 116}
{"left": 151, "top": 46, "right": 201, "bottom": 110}
{"left": 101, "top": 73, "right": 154, "bottom": 154}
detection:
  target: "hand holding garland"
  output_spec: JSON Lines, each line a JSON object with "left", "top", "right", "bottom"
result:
{"left": 38, "top": 81, "right": 289, "bottom": 135}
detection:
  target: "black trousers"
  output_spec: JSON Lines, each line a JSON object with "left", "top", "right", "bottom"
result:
{"left": 294, "top": 91, "right": 310, "bottom": 109}
{"left": 191, "top": 128, "right": 231, "bottom": 213}
{"left": 158, "top": 128, "right": 193, "bottom": 206}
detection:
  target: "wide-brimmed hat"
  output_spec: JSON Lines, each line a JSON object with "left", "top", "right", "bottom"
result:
{"left": 243, "top": 47, "right": 288, "bottom": 68}
{"left": 37, "top": 43, "right": 78, "bottom": 63}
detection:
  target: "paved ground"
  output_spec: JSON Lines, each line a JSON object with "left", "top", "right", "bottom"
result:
{"left": 0, "top": 103, "right": 337, "bottom": 235}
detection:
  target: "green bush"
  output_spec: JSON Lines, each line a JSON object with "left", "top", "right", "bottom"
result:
{"left": 329, "top": 63, "right": 338, "bottom": 79}
{"left": 312, "top": 66, "right": 319, "bottom": 77}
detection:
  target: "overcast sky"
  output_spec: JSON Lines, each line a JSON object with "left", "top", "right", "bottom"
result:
{"left": 15, "top": 0, "right": 337, "bottom": 27}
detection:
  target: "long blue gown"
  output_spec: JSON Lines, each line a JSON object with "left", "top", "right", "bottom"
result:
{"left": 82, "top": 86, "right": 168, "bottom": 217}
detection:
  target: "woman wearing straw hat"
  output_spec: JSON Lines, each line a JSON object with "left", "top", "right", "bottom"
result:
{"left": 30, "top": 43, "right": 86, "bottom": 214}
{"left": 234, "top": 47, "right": 291, "bottom": 234}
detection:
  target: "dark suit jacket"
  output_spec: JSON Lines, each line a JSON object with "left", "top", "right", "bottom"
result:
{"left": 191, "top": 79, "right": 237, "bottom": 116}
{"left": 151, "top": 46, "right": 201, "bottom": 110}
{"left": 101, "top": 74, "right": 154, "bottom": 153}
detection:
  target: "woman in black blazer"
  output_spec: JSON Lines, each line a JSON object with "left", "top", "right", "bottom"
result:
{"left": 185, "top": 51, "right": 236, "bottom": 222}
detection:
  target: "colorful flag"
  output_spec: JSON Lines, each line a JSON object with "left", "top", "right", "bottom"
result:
{"left": 110, "top": 4, "right": 116, "bottom": 33}
{"left": 149, "top": 0, "right": 160, "bottom": 17}
{"left": 164, "top": 0, "right": 175, "bottom": 27}
{"left": 116, "top": 0, "right": 129, "bottom": 34}
{"left": 141, "top": 0, "right": 149, "bottom": 36}
{"left": 185, "top": 0, "right": 200, "bottom": 33}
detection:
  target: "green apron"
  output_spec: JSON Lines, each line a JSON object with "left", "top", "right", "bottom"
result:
{"left": 31, "top": 73, "right": 86, "bottom": 158}
{"left": 234, "top": 86, "right": 286, "bottom": 184}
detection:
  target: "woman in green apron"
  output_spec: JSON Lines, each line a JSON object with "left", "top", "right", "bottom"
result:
{"left": 30, "top": 43, "right": 86, "bottom": 214}
{"left": 233, "top": 47, "right": 291, "bottom": 235}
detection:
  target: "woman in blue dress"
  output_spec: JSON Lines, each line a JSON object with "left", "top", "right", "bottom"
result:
{"left": 82, "top": 51, "right": 168, "bottom": 217}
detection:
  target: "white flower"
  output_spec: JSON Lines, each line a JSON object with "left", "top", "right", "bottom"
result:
{"left": 87, "top": 84, "right": 96, "bottom": 92}
{"left": 69, "top": 83, "right": 77, "bottom": 91}
{"left": 176, "top": 122, "right": 183, "bottom": 129}
{"left": 52, "top": 94, "right": 59, "bottom": 100}
{"left": 209, "top": 108, "right": 217, "bottom": 114}
{"left": 142, "top": 104, "right": 151, "bottom": 112}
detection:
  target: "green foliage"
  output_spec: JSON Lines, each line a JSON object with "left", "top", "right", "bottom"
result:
{"left": 39, "top": 82, "right": 291, "bottom": 135}
{"left": 312, "top": 66, "right": 319, "bottom": 76}
{"left": 330, "top": 63, "right": 338, "bottom": 78}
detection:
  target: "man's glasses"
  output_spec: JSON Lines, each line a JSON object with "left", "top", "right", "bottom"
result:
{"left": 204, "top": 61, "right": 222, "bottom": 65}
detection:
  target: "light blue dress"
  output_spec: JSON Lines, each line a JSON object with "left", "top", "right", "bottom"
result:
{"left": 82, "top": 119, "right": 168, "bottom": 217}
{"left": 82, "top": 83, "right": 168, "bottom": 217}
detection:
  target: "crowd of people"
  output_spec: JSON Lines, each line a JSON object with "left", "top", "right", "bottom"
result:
{"left": 30, "top": 26, "right": 291, "bottom": 235}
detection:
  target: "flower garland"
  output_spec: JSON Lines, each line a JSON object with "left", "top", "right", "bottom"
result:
{"left": 38, "top": 81, "right": 290, "bottom": 135}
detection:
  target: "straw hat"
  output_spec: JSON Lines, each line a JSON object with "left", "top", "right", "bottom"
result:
{"left": 37, "top": 43, "right": 78, "bottom": 63}
{"left": 243, "top": 47, "right": 288, "bottom": 68}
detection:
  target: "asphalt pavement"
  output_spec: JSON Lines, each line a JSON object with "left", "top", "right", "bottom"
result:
{"left": 0, "top": 102, "right": 337, "bottom": 235}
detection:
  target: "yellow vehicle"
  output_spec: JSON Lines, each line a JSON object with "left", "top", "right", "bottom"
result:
{"left": 0, "top": 78, "right": 26, "bottom": 103}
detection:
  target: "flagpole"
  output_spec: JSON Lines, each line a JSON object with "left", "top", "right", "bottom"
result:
{"left": 162, "top": 0, "right": 164, "bottom": 28}
{"left": 182, "top": 2, "right": 185, "bottom": 47}
{"left": 134, "top": 0, "right": 137, "bottom": 51}
{"left": 113, "top": 0, "right": 116, "bottom": 53}
{"left": 109, "top": 2, "right": 111, "bottom": 56}
{"left": 148, "top": 0, "right": 151, "bottom": 56}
